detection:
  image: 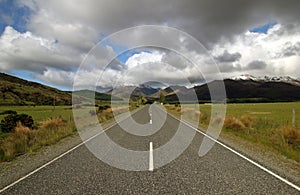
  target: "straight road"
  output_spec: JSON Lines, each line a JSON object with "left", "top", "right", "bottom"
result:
{"left": 1, "top": 105, "right": 299, "bottom": 194}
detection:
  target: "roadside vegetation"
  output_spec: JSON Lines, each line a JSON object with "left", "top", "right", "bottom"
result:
{"left": 165, "top": 102, "right": 300, "bottom": 162}
{"left": 0, "top": 102, "right": 140, "bottom": 162}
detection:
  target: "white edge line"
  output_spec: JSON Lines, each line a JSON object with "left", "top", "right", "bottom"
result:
{"left": 0, "top": 106, "right": 145, "bottom": 193}
{"left": 159, "top": 106, "right": 300, "bottom": 192}
{"left": 149, "top": 142, "right": 154, "bottom": 171}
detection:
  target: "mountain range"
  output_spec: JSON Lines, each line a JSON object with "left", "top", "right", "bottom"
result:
{"left": 1, "top": 72, "right": 300, "bottom": 105}
{"left": 121, "top": 75, "right": 300, "bottom": 103}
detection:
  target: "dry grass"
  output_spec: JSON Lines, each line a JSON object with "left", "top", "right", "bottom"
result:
{"left": 165, "top": 104, "right": 300, "bottom": 162}
{"left": 39, "top": 118, "right": 65, "bottom": 130}
{"left": 240, "top": 115, "right": 254, "bottom": 128}
{"left": 0, "top": 118, "right": 74, "bottom": 161}
{"left": 281, "top": 126, "right": 300, "bottom": 146}
{"left": 224, "top": 116, "right": 246, "bottom": 131}
{"left": 0, "top": 123, "right": 35, "bottom": 160}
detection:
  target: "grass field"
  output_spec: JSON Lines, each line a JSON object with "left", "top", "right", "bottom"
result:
{"left": 166, "top": 102, "right": 300, "bottom": 162}
{"left": 198, "top": 102, "right": 300, "bottom": 128}
{"left": 0, "top": 106, "right": 74, "bottom": 123}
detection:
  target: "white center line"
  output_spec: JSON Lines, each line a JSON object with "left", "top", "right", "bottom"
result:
{"left": 149, "top": 142, "right": 154, "bottom": 171}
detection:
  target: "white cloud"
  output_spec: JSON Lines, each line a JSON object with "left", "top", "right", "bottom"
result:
{"left": 125, "top": 51, "right": 163, "bottom": 69}
{"left": 0, "top": 26, "right": 83, "bottom": 72}
{"left": 212, "top": 24, "right": 300, "bottom": 78}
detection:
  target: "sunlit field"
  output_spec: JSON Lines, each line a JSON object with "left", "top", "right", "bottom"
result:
{"left": 0, "top": 104, "right": 136, "bottom": 161}
{"left": 166, "top": 102, "right": 300, "bottom": 162}
{"left": 0, "top": 106, "right": 73, "bottom": 123}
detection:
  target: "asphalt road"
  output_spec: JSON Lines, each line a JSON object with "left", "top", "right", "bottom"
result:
{"left": 1, "top": 105, "right": 299, "bottom": 194}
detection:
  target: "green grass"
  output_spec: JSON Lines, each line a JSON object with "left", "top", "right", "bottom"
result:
{"left": 0, "top": 106, "right": 74, "bottom": 123}
{"left": 166, "top": 102, "right": 300, "bottom": 162}
{"left": 193, "top": 102, "right": 300, "bottom": 128}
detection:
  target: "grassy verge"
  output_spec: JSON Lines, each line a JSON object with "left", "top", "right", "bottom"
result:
{"left": 0, "top": 119, "right": 76, "bottom": 161}
{"left": 0, "top": 104, "right": 139, "bottom": 162}
{"left": 165, "top": 102, "right": 300, "bottom": 162}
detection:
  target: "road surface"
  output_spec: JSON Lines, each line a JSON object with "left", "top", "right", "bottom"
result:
{"left": 1, "top": 105, "right": 299, "bottom": 194}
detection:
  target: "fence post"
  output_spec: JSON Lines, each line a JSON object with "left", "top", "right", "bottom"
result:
{"left": 292, "top": 108, "right": 295, "bottom": 126}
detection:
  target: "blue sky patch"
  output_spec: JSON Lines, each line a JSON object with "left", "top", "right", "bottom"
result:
{"left": 9, "top": 69, "right": 71, "bottom": 91}
{"left": 100, "top": 38, "right": 151, "bottom": 63}
{"left": 250, "top": 21, "right": 278, "bottom": 34}
{"left": 0, "top": 0, "right": 31, "bottom": 35}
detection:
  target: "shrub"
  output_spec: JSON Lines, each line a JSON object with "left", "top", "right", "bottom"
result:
{"left": 281, "top": 126, "right": 300, "bottom": 146}
{"left": 0, "top": 123, "right": 34, "bottom": 160}
{"left": 0, "top": 114, "right": 34, "bottom": 133}
{"left": 0, "top": 110, "right": 17, "bottom": 115}
{"left": 224, "top": 116, "right": 245, "bottom": 131}
{"left": 98, "top": 104, "right": 111, "bottom": 113}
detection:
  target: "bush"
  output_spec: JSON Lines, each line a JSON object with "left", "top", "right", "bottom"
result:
{"left": 98, "top": 105, "right": 111, "bottom": 113}
{"left": 0, "top": 110, "right": 17, "bottom": 115}
{"left": 0, "top": 123, "right": 34, "bottom": 160}
{"left": 281, "top": 126, "right": 300, "bottom": 146}
{"left": 0, "top": 114, "right": 34, "bottom": 133}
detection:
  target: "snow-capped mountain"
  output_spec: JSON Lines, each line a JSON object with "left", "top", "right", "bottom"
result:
{"left": 230, "top": 74, "right": 300, "bottom": 86}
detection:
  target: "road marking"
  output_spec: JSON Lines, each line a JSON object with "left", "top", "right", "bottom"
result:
{"left": 149, "top": 119, "right": 152, "bottom": 124}
{"left": 0, "top": 106, "right": 145, "bottom": 193}
{"left": 158, "top": 106, "right": 300, "bottom": 192}
{"left": 149, "top": 142, "right": 154, "bottom": 171}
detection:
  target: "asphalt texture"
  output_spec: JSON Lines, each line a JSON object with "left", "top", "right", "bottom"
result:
{"left": 1, "top": 105, "right": 299, "bottom": 194}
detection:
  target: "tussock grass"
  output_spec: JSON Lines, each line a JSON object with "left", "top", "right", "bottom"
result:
{"left": 165, "top": 103, "right": 300, "bottom": 162}
{"left": 224, "top": 116, "right": 246, "bottom": 131}
{"left": 281, "top": 126, "right": 300, "bottom": 146}
{"left": 0, "top": 104, "right": 136, "bottom": 162}
{"left": 39, "top": 118, "right": 65, "bottom": 130}
{"left": 0, "top": 118, "right": 74, "bottom": 161}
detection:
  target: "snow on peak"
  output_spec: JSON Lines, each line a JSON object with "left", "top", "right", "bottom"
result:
{"left": 230, "top": 75, "right": 300, "bottom": 85}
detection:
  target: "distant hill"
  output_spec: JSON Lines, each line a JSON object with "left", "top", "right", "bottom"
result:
{"left": 73, "top": 90, "right": 122, "bottom": 101}
{"left": 0, "top": 73, "right": 73, "bottom": 106}
{"left": 107, "top": 85, "right": 160, "bottom": 99}
{"left": 0, "top": 73, "right": 119, "bottom": 106}
{"left": 165, "top": 79, "right": 300, "bottom": 103}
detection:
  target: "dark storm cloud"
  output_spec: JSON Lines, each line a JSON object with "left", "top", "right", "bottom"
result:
{"left": 215, "top": 50, "right": 242, "bottom": 62}
{"left": 107, "top": 59, "right": 127, "bottom": 71}
{"left": 28, "top": 0, "right": 300, "bottom": 49}
{"left": 246, "top": 60, "right": 267, "bottom": 70}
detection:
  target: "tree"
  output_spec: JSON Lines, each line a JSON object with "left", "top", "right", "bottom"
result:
{"left": 159, "top": 93, "right": 166, "bottom": 104}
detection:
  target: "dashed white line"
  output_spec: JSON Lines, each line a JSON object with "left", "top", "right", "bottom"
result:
{"left": 149, "top": 142, "right": 154, "bottom": 171}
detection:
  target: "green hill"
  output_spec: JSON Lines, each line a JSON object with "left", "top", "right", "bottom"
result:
{"left": 0, "top": 73, "right": 73, "bottom": 105}
{"left": 0, "top": 73, "right": 120, "bottom": 106}
{"left": 73, "top": 90, "right": 122, "bottom": 101}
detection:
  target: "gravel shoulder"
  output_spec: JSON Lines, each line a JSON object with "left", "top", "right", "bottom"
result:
{"left": 218, "top": 132, "right": 300, "bottom": 186}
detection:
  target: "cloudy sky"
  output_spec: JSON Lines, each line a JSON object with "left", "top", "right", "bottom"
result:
{"left": 0, "top": 0, "right": 300, "bottom": 90}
